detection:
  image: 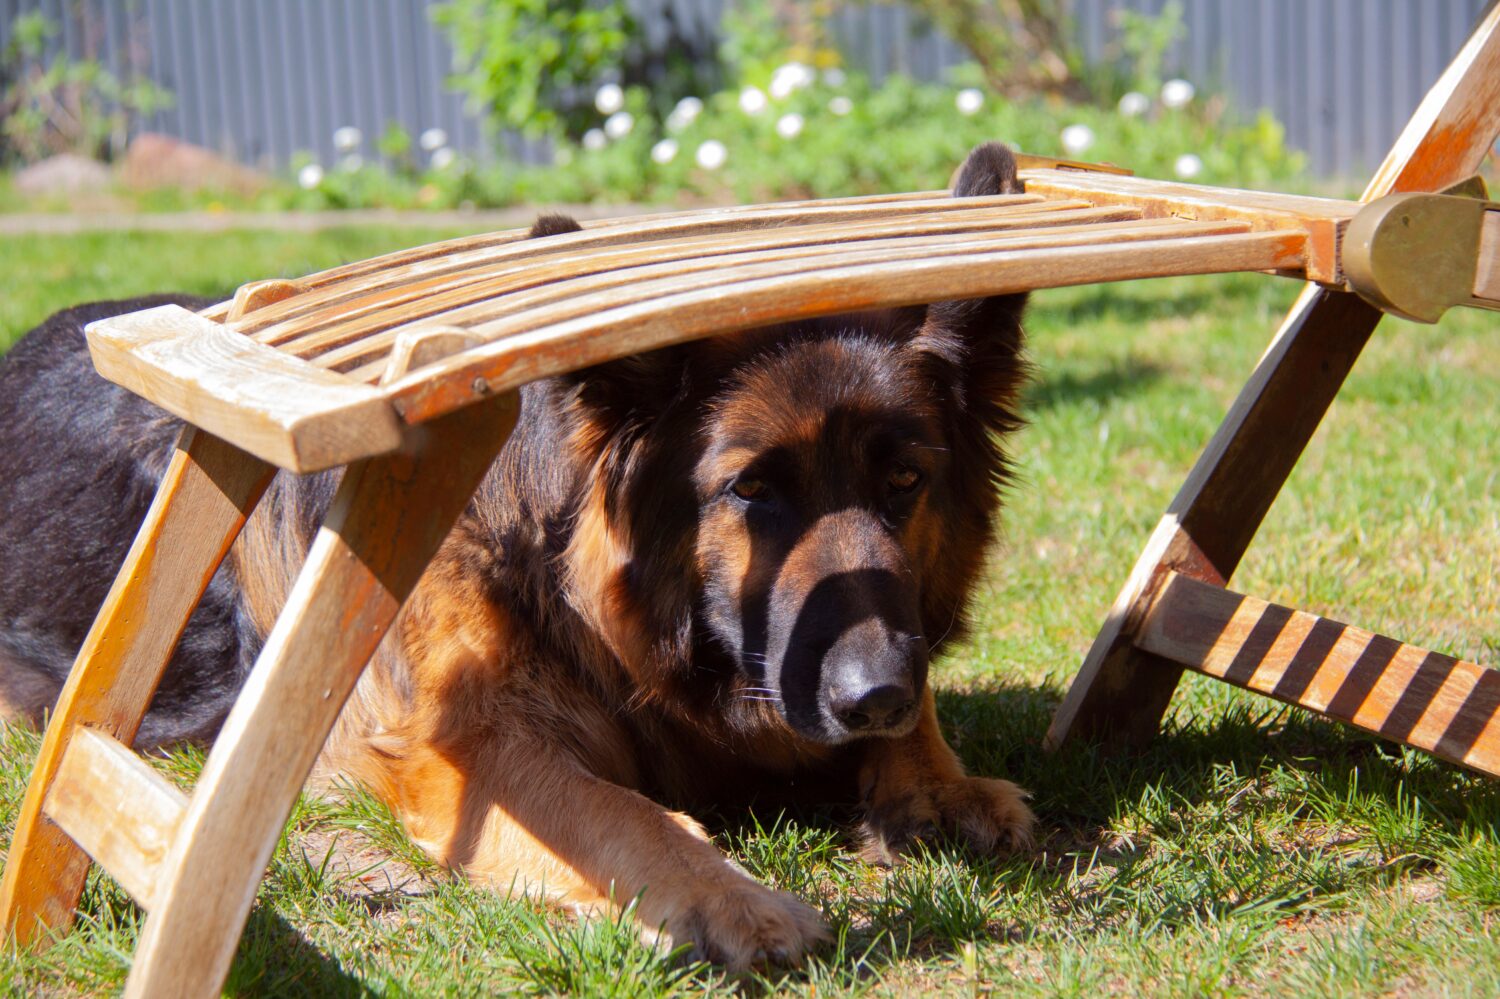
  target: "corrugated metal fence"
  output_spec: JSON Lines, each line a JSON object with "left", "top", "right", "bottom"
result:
{"left": 0, "top": 0, "right": 1492, "bottom": 178}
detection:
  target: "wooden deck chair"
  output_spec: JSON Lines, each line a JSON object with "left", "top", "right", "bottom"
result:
{"left": 1, "top": 5, "right": 1496, "bottom": 995}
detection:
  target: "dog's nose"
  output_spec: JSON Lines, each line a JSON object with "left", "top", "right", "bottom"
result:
{"left": 830, "top": 683, "right": 916, "bottom": 731}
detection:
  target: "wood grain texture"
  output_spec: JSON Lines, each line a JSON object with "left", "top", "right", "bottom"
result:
{"left": 327, "top": 215, "right": 1211, "bottom": 378}
{"left": 0, "top": 429, "right": 271, "bottom": 946}
{"left": 1137, "top": 572, "right": 1500, "bottom": 777}
{"left": 195, "top": 188, "right": 958, "bottom": 322}
{"left": 1476, "top": 210, "right": 1500, "bottom": 301}
{"left": 253, "top": 200, "right": 1105, "bottom": 353}
{"left": 378, "top": 326, "right": 483, "bottom": 386}
{"left": 1046, "top": 0, "right": 1500, "bottom": 752}
{"left": 43, "top": 728, "right": 187, "bottom": 911}
{"left": 121, "top": 392, "right": 519, "bottom": 999}
{"left": 85, "top": 305, "right": 403, "bottom": 473}
{"left": 387, "top": 229, "right": 1305, "bottom": 423}
{"left": 1019, "top": 167, "right": 1357, "bottom": 281}
{"left": 230, "top": 195, "right": 1046, "bottom": 338}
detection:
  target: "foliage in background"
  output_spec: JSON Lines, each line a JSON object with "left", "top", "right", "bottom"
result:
{"left": 0, "top": 12, "right": 172, "bottom": 164}
{"left": 433, "top": 0, "right": 634, "bottom": 138}
{"left": 271, "top": 0, "right": 1301, "bottom": 213}
{"left": 847, "top": 0, "right": 1088, "bottom": 98}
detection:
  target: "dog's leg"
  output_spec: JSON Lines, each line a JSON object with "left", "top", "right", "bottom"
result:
{"left": 857, "top": 689, "right": 1035, "bottom": 862}
{"left": 374, "top": 726, "right": 828, "bottom": 970}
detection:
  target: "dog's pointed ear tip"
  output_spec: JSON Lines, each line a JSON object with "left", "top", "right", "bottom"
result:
{"left": 529, "top": 212, "right": 583, "bottom": 239}
{"left": 952, "top": 141, "right": 1023, "bottom": 198}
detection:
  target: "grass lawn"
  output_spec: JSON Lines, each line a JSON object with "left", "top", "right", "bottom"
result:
{"left": 0, "top": 227, "right": 1497, "bottom": 996}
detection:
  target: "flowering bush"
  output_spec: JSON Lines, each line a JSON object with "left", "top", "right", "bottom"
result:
{"left": 276, "top": 62, "right": 1304, "bottom": 213}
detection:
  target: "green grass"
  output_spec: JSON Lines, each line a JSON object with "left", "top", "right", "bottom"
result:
{"left": 0, "top": 228, "right": 1497, "bottom": 995}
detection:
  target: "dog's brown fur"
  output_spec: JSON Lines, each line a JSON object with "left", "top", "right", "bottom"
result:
{"left": 0, "top": 143, "right": 1037, "bottom": 969}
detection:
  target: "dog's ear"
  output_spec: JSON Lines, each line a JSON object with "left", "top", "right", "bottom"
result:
{"left": 528, "top": 213, "right": 688, "bottom": 425}
{"left": 908, "top": 142, "right": 1029, "bottom": 438}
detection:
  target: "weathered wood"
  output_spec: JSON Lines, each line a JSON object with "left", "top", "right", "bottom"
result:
{"left": 121, "top": 391, "right": 519, "bottom": 999}
{"left": 387, "top": 229, "right": 1305, "bottom": 423}
{"left": 327, "top": 215, "right": 1227, "bottom": 377}
{"left": 226, "top": 279, "right": 307, "bottom": 321}
{"left": 1046, "top": 0, "right": 1500, "bottom": 752}
{"left": 378, "top": 326, "right": 483, "bottom": 385}
{"left": 1019, "top": 167, "right": 1357, "bottom": 281}
{"left": 86, "top": 305, "right": 404, "bottom": 473}
{"left": 255, "top": 200, "right": 1109, "bottom": 352}
{"left": 230, "top": 194, "right": 1047, "bottom": 337}
{"left": 43, "top": 728, "right": 187, "bottom": 911}
{"left": 0, "top": 429, "right": 271, "bottom": 945}
{"left": 1476, "top": 210, "right": 1500, "bottom": 302}
{"left": 1137, "top": 572, "right": 1500, "bottom": 777}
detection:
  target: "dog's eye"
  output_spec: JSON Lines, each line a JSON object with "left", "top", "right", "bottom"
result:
{"left": 888, "top": 466, "right": 923, "bottom": 494}
{"left": 730, "top": 478, "right": 771, "bottom": 502}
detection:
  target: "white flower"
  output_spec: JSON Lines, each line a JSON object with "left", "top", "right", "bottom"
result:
{"left": 332, "top": 126, "right": 362, "bottom": 152}
{"left": 738, "top": 86, "right": 768, "bottom": 115}
{"left": 1117, "top": 91, "right": 1149, "bottom": 117}
{"left": 828, "top": 95, "right": 853, "bottom": 116}
{"left": 604, "top": 110, "right": 634, "bottom": 139}
{"left": 430, "top": 147, "right": 456, "bottom": 170}
{"left": 594, "top": 82, "right": 624, "bottom": 115}
{"left": 651, "top": 138, "right": 679, "bottom": 164}
{"left": 582, "top": 128, "right": 607, "bottom": 151}
{"left": 695, "top": 139, "right": 727, "bottom": 170}
{"left": 1060, "top": 123, "right": 1094, "bottom": 155}
{"left": 770, "top": 61, "right": 814, "bottom": 100}
{"left": 955, "top": 88, "right": 984, "bottom": 115}
{"left": 1173, "top": 153, "right": 1204, "bottom": 179}
{"left": 339, "top": 153, "right": 363, "bottom": 172}
{"left": 1161, "top": 78, "right": 1195, "bottom": 109}
{"left": 671, "top": 96, "right": 703, "bottom": 122}
{"left": 297, "top": 163, "right": 324, "bottom": 189}
{"left": 419, "top": 127, "right": 448, "bottom": 152}
{"left": 822, "top": 67, "right": 846, "bottom": 88}
{"left": 776, "top": 113, "right": 804, "bottom": 139}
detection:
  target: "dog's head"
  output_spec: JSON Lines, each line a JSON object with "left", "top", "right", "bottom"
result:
{"left": 554, "top": 143, "right": 1028, "bottom": 746}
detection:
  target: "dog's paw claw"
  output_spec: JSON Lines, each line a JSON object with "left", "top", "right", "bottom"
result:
{"left": 864, "top": 776, "right": 1035, "bottom": 860}
{"left": 657, "top": 880, "right": 827, "bottom": 973}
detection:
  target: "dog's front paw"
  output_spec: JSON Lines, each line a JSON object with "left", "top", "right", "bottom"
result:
{"left": 863, "top": 775, "right": 1035, "bottom": 864}
{"left": 649, "top": 877, "right": 828, "bottom": 972}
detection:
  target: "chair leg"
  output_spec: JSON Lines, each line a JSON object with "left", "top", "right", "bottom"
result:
{"left": 0, "top": 430, "right": 273, "bottom": 944}
{"left": 1046, "top": 1, "right": 1500, "bottom": 752}
{"left": 122, "top": 392, "right": 518, "bottom": 999}
{"left": 1045, "top": 287, "right": 1383, "bottom": 749}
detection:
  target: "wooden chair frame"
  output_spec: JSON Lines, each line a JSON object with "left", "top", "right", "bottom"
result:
{"left": 0, "top": 5, "right": 1495, "bottom": 995}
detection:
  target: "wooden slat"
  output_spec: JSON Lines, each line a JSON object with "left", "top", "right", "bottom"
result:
{"left": 194, "top": 189, "right": 961, "bottom": 323}
{"left": 121, "top": 392, "right": 520, "bottom": 999}
{"left": 43, "top": 729, "right": 187, "bottom": 911}
{"left": 1045, "top": 0, "right": 1500, "bottom": 753}
{"left": 250, "top": 200, "right": 1107, "bottom": 349}
{"left": 1476, "top": 210, "right": 1500, "bottom": 302}
{"left": 1136, "top": 572, "right": 1500, "bottom": 777}
{"left": 85, "top": 305, "right": 403, "bottom": 473}
{"left": 228, "top": 195, "right": 1049, "bottom": 336}
{"left": 1019, "top": 167, "right": 1358, "bottom": 282}
{"left": 387, "top": 228, "right": 1305, "bottom": 422}
{"left": 0, "top": 430, "right": 271, "bottom": 945}
{"left": 325, "top": 216, "right": 1204, "bottom": 377}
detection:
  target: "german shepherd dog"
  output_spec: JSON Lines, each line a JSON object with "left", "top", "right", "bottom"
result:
{"left": 0, "top": 143, "right": 1035, "bottom": 968}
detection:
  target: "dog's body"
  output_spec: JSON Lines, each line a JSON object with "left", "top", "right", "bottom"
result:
{"left": 0, "top": 144, "right": 1035, "bottom": 967}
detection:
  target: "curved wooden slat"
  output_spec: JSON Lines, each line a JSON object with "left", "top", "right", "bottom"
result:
{"left": 251, "top": 200, "right": 1103, "bottom": 350}
{"left": 386, "top": 228, "right": 1307, "bottom": 422}
{"left": 332, "top": 217, "right": 1222, "bottom": 380}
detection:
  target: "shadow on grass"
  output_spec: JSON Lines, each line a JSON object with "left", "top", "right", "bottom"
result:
{"left": 725, "top": 678, "right": 1500, "bottom": 993}
{"left": 1039, "top": 284, "right": 1224, "bottom": 325}
{"left": 224, "top": 905, "right": 375, "bottom": 998}
{"left": 1023, "top": 357, "right": 1165, "bottom": 411}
